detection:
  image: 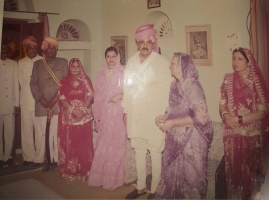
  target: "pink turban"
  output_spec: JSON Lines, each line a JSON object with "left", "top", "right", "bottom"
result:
{"left": 41, "top": 37, "right": 58, "bottom": 51}
{"left": 135, "top": 24, "right": 159, "bottom": 52}
{"left": 22, "top": 36, "right": 37, "bottom": 46}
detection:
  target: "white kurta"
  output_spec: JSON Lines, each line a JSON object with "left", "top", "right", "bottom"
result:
{"left": 122, "top": 51, "right": 172, "bottom": 192}
{"left": 17, "top": 55, "right": 43, "bottom": 162}
{"left": 0, "top": 59, "right": 19, "bottom": 114}
{"left": 122, "top": 51, "right": 171, "bottom": 142}
{"left": 18, "top": 55, "right": 43, "bottom": 111}
{"left": 0, "top": 58, "right": 19, "bottom": 161}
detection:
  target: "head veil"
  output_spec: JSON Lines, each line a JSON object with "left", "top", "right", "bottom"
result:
{"left": 100, "top": 52, "right": 123, "bottom": 76}
{"left": 64, "top": 58, "right": 94, "bottom": 96}
{"left": 174, "top": 52, "right": 212, "bottom": 141}
{"left": 234, "top": 48, "right": 269, "bottom": 159}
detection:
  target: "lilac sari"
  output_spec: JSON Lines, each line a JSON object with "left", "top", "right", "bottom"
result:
{"left": 154, "top": 53, "right": 213, "bottom": 199}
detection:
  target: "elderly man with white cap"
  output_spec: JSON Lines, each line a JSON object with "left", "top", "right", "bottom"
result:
{"left": 122, "top": 24, "right": 172, "bottom": 199}
{"left": 30, "top": 37, "right": 68, "bottom": 171}
{"left": 18, "top": 36, "right": 43, "bottom": 167}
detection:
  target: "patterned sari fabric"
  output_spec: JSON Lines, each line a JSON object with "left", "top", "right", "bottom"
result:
{"left": 154, "top": 53, "right": 213, "bottom": 199}
{"left": 220, "top": 48, "right": 269, "bottom": 199}
{"left": 88, "top": 54, "right": 126, "bottom": 189}
{"left": 58, "top": 58, "right": 94, "bottom": 181}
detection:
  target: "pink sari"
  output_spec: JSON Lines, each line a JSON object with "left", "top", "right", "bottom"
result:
{"left": 58, "top": 58, "right": 94, "bottom": 181}
{"left": 88, "top": 54, "right": 126, "bottom": 189}
{"left": 220, "top": 48, "right": 269, "bottom": 199}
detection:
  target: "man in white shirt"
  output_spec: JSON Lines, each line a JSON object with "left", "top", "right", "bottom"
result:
{"left": 122, "top": 24, "right": 171, "bottom": 199}
{"left": 17, "top": 36, "right": 43, "bottom": 167}
{"left": 0, "top": 37, "right": 19, "bottom": 168}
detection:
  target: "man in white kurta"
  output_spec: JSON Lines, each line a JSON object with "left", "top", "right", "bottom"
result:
{"left": 18, "top": 36, "right": 43, "bottom": 166}
{"left": 0, "top": 39, "right": 19, "bottom": 168}
{"left": 122, "top": 24, "right": 171, "bottom": 199}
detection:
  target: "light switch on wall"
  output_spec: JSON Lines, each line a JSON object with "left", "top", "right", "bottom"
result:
{"left": 227, "top": 32, "right": 241, "bottom": 53}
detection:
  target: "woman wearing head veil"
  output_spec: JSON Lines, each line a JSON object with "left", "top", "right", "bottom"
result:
{"left": 58, "top": 58, "right": 94, "bottom": 181}
{"left": 154, "top": 53, "right": 213, "bottom": 199}
{"left": 88, "top": 46, "right": 126, "bottom": 190}
{"left": 219, "top": 47, "right": 269, "bottom": 199}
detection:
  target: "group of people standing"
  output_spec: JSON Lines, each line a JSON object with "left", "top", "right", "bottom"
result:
{"left": 0, "top": 22, "right": 268, "bottom": 200}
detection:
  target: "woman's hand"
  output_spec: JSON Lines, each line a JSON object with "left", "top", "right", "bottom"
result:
{"left": 159, "top": 119, "right": 174, "bottom": 132}
{"left": 224, "top": 115, "right": 238, "bottom": 127}
{"left": 94, "top": 120, "right": 100, "bottom": 132}
{"left": 155, "top": 115, "right": 168, "bottom": 127}
{"left": 108, "top": 94, "right": 122, "bottom": 103}
{"left": 123, "top": 113, "right": 127, "bottom": 126}
{"left": 72, "top": 108, "right": 85, "bottom": 122}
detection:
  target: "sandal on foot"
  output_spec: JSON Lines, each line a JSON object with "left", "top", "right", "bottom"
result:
{"left": 125, "top": 189, "right": 146, "bottom": 199}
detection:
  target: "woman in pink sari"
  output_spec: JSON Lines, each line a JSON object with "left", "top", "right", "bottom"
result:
{"left": 58, "top": 58, "right": 94, "bottom": 181}
{"left": 88, "top": 46, "right": 126, "bottom": 190}
{"left": 219, "top": 48, "right": 269, "bottom": 199}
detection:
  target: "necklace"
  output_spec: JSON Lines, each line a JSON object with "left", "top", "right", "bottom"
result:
{"left": 72, "top": 79, "right": 80, "bottom": 88}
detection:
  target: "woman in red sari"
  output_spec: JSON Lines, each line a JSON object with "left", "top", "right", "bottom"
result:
{"left": 58, "top": 58, "right": 94, "bottom": 181}
{"left": 219, "top": 48, "right": 269, "bottom": 199}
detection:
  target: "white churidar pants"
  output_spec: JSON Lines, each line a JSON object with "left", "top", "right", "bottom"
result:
{"left": 131, "top": 137, "right": 165, "bottom": 193}
{"left": 21, "top": 110, "right": 43, "bottom": 162}
{"left": 0, "top": 114, "right": 15, "bottom": 161}
{"left": 36, "top": 116, "right": 58, "bottom": 163}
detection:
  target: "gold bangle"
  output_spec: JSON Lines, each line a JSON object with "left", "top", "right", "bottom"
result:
{"left": 221, "top": 111, "right": 229, "bottom": 119}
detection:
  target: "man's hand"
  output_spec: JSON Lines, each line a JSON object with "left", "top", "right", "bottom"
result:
{"left": 123, "top": 113, "right": 127, "bottom": 126}
{"left": 155, "top": 114, "right": 168, "bottom": 127}
{"left": 47, "top": 95, "right": 58, "bottom": 108}
{"left": 14, "top": 106, "right": 20, "bottom": 115}
{"left": 40, "top": 98, "right": 48, "bottom": 108}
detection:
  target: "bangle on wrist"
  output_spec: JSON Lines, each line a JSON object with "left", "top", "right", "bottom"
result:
{"left": 68, "top": 106, "right": 74, "bottom": 114}
{"left": 238, "top": 115, "right": 243, "bottom": 124}
{"left": 221, "top": 111, "right": 229, "bottom": 119}
{"left": 172, "top": 119, "right": 175, "bottom": 127}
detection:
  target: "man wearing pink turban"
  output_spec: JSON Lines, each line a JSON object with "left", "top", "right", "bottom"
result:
{"left": 30, "top": 36, "right": 68, "bottom": 171}
{"left": 122, "top": 24, "right": 172, "bottom": 199}
{"left": 18, "top": 36, "right": 43, "bottom": 167}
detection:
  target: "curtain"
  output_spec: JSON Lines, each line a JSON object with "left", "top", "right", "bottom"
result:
{"left": 250, "top": 0, "right": 269, "bottom": 87}
{"left": 38, "top": 12, "right": 50, "bottom": 37}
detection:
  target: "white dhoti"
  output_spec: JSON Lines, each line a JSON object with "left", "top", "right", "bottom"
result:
{"left": 0, "top": 114, "right": 15, "bottom": 162}
{"left": 36, "top": 116, "right": 58, "bottom": 163}
{"left": 21, "top": 110, "right": 43, "bottom": 162}
{"left": 131, "top": 137, "right": 165, "bottom": 192}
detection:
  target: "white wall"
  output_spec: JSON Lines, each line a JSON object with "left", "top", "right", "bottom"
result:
{"left": 102, "top": 0, "right": 250, "bottom": 122}
{"left": 31, "top": 0, "right": 103, "bottom": 78}
{"left": 1, "top": 0, "right": 250, "bottom": 122}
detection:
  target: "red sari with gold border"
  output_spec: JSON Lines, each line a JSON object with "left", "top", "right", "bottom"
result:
{"left": 220, "top": 48, "right": 269, "bottom": 199}
{"left": 58, "top": 58, "right": 94, "bottom": 181}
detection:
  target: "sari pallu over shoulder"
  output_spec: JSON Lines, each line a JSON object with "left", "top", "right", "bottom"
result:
{"left": 163, "top": 53, "right": 213, "bottom": 170}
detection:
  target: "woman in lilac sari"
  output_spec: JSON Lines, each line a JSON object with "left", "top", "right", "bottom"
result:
{"left": 88, "top": 46, "right": 126, "bottom": 190}
{"left": 154, "top": 53, "right": 213, "bottom": 199}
